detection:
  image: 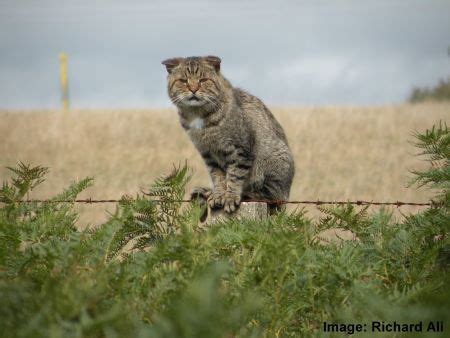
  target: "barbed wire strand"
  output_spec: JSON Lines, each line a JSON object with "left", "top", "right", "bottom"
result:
{"left": 6, "top": 198, "right": 434, "bottom": 207}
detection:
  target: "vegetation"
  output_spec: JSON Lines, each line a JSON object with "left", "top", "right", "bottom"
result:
{"left": 0, "top": 123, "right": 449, "bottom": 337}
{"left": 409, "top": 77, "right": 450, "bottom": 103}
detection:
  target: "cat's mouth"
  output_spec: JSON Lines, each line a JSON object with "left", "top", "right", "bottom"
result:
{"left": 183, "top": 94, "right": 205, "bottom": 107}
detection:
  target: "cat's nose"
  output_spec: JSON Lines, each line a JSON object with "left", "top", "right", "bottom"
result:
{"left": 188, "top": 83, "right": 199, "bottom": 94}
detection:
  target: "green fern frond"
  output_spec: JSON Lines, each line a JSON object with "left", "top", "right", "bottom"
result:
{"left": 410, "top": 121, "right": 449, "bottom": 210}
{"left": 3, "top": 162, "right": 49, "bottom": 200}
{"left": 412, "top": 121, "right": 449, "bottom": 162}
{"left": 52, "top": 177, "right": 94, "bottom": 202}
{"left": 104, "top": 164, "right": 192, "bottom": 260}
{"left": 317, "top": 203, "right": 370, "bottom": 232}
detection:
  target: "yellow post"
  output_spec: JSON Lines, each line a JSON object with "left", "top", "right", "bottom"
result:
{"left": 59, "top": 52, "right": 69, "bottom": 111}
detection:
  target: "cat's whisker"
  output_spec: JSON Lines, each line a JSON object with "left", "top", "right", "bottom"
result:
{"left": 201, "top": 96, "right": 217, "bottom": 110}
{"left": 200, "top": 94, "right": 219, "bottom": 108}
{"left": 171, "top": 94, "right": 188, "bottom": 104}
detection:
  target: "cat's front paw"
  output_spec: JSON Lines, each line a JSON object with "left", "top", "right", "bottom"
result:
{"left": 223, "top": 192, "right": 241, "bottom": 213}
{"left": 207, "top": 191, "right": 226, "bottom": 209}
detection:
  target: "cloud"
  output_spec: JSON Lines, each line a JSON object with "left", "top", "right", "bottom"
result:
{"left": 0, "top": 0, "right": 449, "bottom": 108}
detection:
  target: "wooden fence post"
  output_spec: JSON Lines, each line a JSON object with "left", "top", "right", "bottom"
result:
{"left": 204, "top": 202, "right": 268, "bottom": 224}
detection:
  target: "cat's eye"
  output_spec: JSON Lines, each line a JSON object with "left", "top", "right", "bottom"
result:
{"left": 178, "top": 79, "right": 188, "bottom": 83}
{"left": 199, "top": 78, "right": 209, "bottom": 83}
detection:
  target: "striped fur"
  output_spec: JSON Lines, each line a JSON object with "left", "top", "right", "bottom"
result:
{"left": 162, "top": 56, "right": 295, "bottom": 213}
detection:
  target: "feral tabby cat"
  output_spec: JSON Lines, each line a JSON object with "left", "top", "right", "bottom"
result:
{"left": 162, "top": 56, "right": 294, "bottom": 213}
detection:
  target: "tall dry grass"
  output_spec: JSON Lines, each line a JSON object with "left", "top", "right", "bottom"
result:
{"left": 1, "top": 103, "right": 448, "bottom": 226}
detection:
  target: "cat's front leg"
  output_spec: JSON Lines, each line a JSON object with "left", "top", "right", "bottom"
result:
{"left": 223, "top": 151, "right": 253, "bottom": 213}
{"left": 203, "top": 157, "right": 227, "bottom": 208}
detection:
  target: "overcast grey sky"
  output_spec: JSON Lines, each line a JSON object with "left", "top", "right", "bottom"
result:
{"left": 0, "top": 0, "right": 449, "bottom": 108}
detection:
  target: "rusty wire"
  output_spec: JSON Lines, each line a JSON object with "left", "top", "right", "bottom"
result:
{"left": 6, "top": 198, "right": 434, "bottom": 207}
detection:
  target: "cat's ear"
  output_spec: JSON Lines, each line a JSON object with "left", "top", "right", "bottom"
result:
{"left": 162, "top": 57, "right": 183, "bottom": 74}
{"left": 203, "top": 55, "right": 221, "bottom": 72}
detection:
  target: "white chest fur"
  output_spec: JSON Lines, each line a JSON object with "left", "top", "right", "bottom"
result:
{"left": 189, "top": 117, "right": 204, "bottom": 130}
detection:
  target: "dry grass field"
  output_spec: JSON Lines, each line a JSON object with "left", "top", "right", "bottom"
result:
{"left": 1, "top": 103, "right": 448, "bottom": 227}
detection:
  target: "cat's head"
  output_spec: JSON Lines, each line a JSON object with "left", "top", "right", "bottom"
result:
{"left": 162, "top": 56, "right": 226, "bottom": 109}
